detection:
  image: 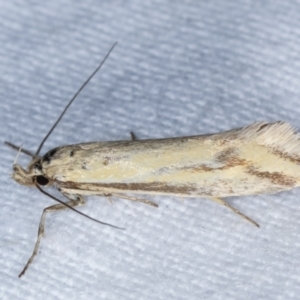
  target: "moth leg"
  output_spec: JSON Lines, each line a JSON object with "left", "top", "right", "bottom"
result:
{"left": 112, "top": 194, "right": 158, "bottom": 207}
{"left": 19, "top": 195, "right": 85, "bottom": 278}
{"left": 130, "top": 132, "right": 137, "bottom": 141}
{"left": 209, "top": 197, "right": 259, "bottom": 228}
{"left": 103, "top": 193, "right": 114, "bottom": 205}
{"left": 4, "top": 141, "right": 35, "bottom": 158}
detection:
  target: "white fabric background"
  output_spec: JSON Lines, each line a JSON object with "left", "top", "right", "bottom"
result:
{"left": 1, "top": 1, "right": 300, "bottom": 299}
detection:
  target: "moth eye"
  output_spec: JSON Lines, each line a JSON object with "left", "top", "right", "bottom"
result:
{"left": 36, "top": 175, "right": 49, "bottom": 186}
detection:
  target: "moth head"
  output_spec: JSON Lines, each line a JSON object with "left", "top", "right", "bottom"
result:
{"left": 12, "top": 158, "right": 52, "bottom": 187}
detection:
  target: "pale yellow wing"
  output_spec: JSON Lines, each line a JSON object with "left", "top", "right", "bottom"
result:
{"left": 41, "top": 122, "right": 300, "bottom": 197}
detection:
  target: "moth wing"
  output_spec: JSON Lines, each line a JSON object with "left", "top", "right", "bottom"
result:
{"left": 42, "top": 122, "right": 300, "bottom": 197}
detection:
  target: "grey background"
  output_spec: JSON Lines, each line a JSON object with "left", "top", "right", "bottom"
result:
{"left": 1, "top": 1, "right": 300, "bottom": 299}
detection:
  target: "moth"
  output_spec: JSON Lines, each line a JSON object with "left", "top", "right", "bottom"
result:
{"left": 6, "top": 43, "right": 300, "bottom": 277}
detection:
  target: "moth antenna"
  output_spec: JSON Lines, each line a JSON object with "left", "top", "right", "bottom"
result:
{"left": 35, "top": 42, "right": 118, "bottom": 156}
{"left": 35, "top": 184, "right": 124, "bottom": 230}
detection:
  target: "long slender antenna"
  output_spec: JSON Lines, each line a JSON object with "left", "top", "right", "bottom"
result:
{"left": 35, "top": 42, "right": 118, "bottom": 156}
{"left": 36, "top": 184, "right": 124, "bottom": 230}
